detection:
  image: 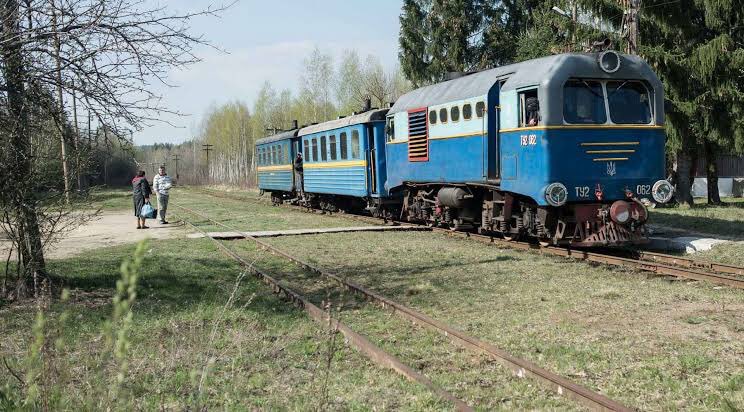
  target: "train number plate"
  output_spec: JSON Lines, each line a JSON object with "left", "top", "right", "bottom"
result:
{"left": 575, "top": 186, "right": 590, "bottom": 198}
{"left": 520, "top": 134, "right": 537, "bottom": 146}
{"left": 636, "top": 184, "right": 651, "bottom": 195}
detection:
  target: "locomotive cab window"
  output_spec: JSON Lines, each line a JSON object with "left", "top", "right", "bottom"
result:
{"left": 385, "top": 118, "right": 395, "bottom": 142}
{"left": 563, "top": 80, "right": 607, "bottom": 124}
{"left": 429, "top": 110, "right": 437, "bottom": 124}
{"left": 519, "top": 89, "right": 539, "bottom": 127}
{"left": 463, "top": 104, "right": 472, "bottom": 120}
{"left": 607, "top": 81, "right": 652, "bottom": 124}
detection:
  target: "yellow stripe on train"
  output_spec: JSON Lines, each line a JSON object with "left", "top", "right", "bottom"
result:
{"left": 304, "top": 160, "right": 367, "bottom": 169}
{"left": 257, "top": 164, "right": 293, "bottom": 172}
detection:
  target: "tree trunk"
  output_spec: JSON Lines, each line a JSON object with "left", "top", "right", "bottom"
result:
{"left": 2, "top": 0, "right": 48, "bottom": 297}
{"left": 673, "top": 151, "right": 695, "bottom": 207}
{"left": 51, "top": 1, "right": 71, "bottom": 204}
{"left": 703, "top": 142, "right": 722, "bottom": 205}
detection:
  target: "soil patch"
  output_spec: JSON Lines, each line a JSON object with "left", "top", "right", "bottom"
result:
{"left": 0, "top": 212, "right": 184, "bottom": 259}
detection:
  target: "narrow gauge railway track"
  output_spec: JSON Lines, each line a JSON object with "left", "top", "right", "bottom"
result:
{"left": 174, "top": 202, "right": 634, "bottom": 412}
{"left": 174, "top": 206, "right": 472, "bottom": 411}
{"left": 195, "top": 187, "right": 744, "bottom": 289}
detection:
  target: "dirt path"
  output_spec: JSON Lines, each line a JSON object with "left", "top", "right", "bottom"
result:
{"left": 0, "top": 212, "right": 184, "bottom": 260}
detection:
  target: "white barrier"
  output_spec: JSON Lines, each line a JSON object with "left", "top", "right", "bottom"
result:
{"left": 691, "top": 177, "right": 744, "bottom": 197}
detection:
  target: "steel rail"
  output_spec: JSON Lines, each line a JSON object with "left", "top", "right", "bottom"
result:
{"left": 175, "top": 207, "right": 473, "bottom": 411}
{"left": 175, "top": 203, "right": 634, "bottom": 412}
{"left": 634, "top": 250, "right": 744, "bottom": 277}
{"left": 193, "top": 188, "right": 744, "bottom": 289}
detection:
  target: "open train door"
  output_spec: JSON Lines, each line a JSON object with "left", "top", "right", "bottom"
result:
{"left": 486, "top": 80, "right": 503, "bottom": 181}
{"left": 366, "top": 124, "right": 377, "bottom": 195}
{"left": 292, "top": 138, "right": 301, "bottom": 194}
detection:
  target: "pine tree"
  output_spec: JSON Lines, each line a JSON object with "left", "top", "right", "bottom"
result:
{"left": 399, "top": 0, "right": 486, "bottom": 84}
{"left": 641, "top": 0, "right": 744, "bottom": 205}
{"left": 399, "top": 0, "right": 433, "bottom": 86}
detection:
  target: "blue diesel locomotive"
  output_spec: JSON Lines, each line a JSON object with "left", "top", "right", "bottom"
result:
{"left": 256, "top": 51, "right": 674, "bottom": 246}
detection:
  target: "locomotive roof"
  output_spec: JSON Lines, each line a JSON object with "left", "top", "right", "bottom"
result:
{"left": 255, "top": 129, "right": 299, "bottom": 145}
{"left": 389, "top": 52, "right": 663, "bottom": 118}
{"left": 298, "top": 108, "right": 389, "bottom": 136}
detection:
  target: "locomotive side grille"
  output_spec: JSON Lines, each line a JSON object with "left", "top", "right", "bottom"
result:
{"left": 580, "top": 141, "right": 639, "bottom": 162}
{"left": 408, "top": 109, "right": 429, "bottom": 162}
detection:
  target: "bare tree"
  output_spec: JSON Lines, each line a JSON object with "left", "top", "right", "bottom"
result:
{"left": 0, "top": 0, "right": 227, "bottom": 299}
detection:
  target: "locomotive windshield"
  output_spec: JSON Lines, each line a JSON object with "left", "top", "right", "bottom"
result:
{"left": 606, "top": 81, "right": 652, "bottom": 124}
{"left": 564, "top": 79, "right": 653, "bottom": 125}
{"left": 563, "top": 80, "right": 607, "bottom": 124}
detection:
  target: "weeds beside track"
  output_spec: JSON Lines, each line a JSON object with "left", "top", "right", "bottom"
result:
{"left": 174, "top": 202, "right": 633, "bottom": 411}
{"left": 196, "top": 187, "right": 744, "bottom": 289}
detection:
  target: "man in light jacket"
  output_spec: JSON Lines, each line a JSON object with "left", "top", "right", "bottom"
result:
{"left": 153, "top": 165, "right": 173, "bottom": 224}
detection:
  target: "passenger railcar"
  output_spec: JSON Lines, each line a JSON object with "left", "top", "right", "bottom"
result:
{"left": 255, "top": 51, "right": 674, "bottom": 247}
{"left": 297, "top": 110, "right": 388, "bottom": 211}
{"left": 255, "top": 129, "right": 298, "bottom": 204}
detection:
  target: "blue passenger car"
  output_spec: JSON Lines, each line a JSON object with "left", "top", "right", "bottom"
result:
{"left": 296, "top": 109, "right": 388, "bottom": 211}
{"left": 256, "top": 129, "right": 297, "bottom": 203}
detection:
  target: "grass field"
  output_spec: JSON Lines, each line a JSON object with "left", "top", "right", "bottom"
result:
{"left": 650, "top": 198, "right": 744, "bottom": 239}
{"left": 0, "top": 238, "right": 451, "bottom": 410}
{"left": 180, "top": 188, "right": 744, "bottom": 409}
{"left": 3, "top": 186, "right": 743, "bottom": 410}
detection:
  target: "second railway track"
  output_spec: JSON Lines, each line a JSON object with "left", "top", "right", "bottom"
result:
{"left": 195, "top": 187, "right": 744, "bottom": 290}
{"left": 174, "top": 202, "right": 634, "bottom": 411}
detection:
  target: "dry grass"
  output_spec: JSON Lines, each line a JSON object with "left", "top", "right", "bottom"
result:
{"left": 0, "top": 238, "right": 445, "bottom": 410}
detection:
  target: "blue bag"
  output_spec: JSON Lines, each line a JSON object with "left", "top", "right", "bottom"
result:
{"left": 140, "top": 203, "right": 157, "bottom": 219}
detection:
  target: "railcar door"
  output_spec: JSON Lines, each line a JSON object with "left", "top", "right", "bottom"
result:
{"left": 486, "top": 81, "right": 502, "bottom": 181}
{"left": 366, "top": 124, "right": 377, "bottom": 194}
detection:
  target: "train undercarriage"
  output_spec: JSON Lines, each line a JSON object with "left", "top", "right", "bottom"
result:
{"left": 263, "top": 182, "right": 650, "bottom": 247}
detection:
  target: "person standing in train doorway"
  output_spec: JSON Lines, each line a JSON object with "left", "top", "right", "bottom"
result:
{"left": 294, "top": 152, "right": 304, "bottom": 197}
{"left": 153, "top": 165, "right": 173, "bottom": 224}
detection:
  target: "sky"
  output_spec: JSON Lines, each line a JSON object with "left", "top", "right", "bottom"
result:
{"left": 134, "top": 0, "right": 404, "bottom": 145}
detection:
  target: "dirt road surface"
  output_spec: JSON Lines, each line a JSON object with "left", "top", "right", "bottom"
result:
{"left": 0, "top": 212, "right": 184, "bottom": 260}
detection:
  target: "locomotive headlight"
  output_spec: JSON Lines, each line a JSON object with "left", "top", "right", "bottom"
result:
{"left": 545, "top": 182, "right": 568, "bottom": 207}
{"left": 651, "top": 180, "right": 674, "bottom": 204}
{"left": 610, "top": 201, "right": 631, "bottom": 224}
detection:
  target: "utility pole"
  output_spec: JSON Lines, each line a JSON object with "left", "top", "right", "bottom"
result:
{"left": 622, "top": 0, "right": 641, "bottom": 54}
{"left": 202, "top": 144, "right": 213, "bottom": 184}
{"left": 172, "top": 154, "right": 181, "bottom": 181}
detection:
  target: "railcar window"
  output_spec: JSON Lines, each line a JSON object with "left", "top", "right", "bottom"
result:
{"left": 429, "top": 110, "right": 437, "bottom": 124}
{"left": 320, "top": 135, "right": 327, "bottom": 161}
{"left": 269, "top": 146, "right": 274, "bottom": 165}
{"left": 519, "top": 89, "right": 539, "bottom": 127}
{"left": 439, "top": 108, "right": 448, "bottom": 123}
{"left": 351, "top": 130, "right": 360, "bottom": 159}
{"left": 563, "top": 80, "right": 607, "bottom": 124}
{"left": 475, "top": 101, "right": 485, "bottom": 118}
{"left": 451, "top": 106, "right": 460, "bottom": 122}
{"left": 340, "top": 132, "right": 348, "bottom": 159}
{"left": 278, "top": 146, "right": 283, "bottom": 163}
{"left": 329, "top": 135, "right": 337, "bottom": 160}
{"left": 463, "top": 104, "right": 472, "bottom": 120}
{"left": 303, "top": 140, "right": 309, "bottom": 161}
{"left": 311, "top": 138, "right": 318, "bottom": 162}
{"left": 606, "top": 81, "right": 652, "bottom": 124}
{"left": 258, "top": 148, "right": 262, "bottom": 166}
